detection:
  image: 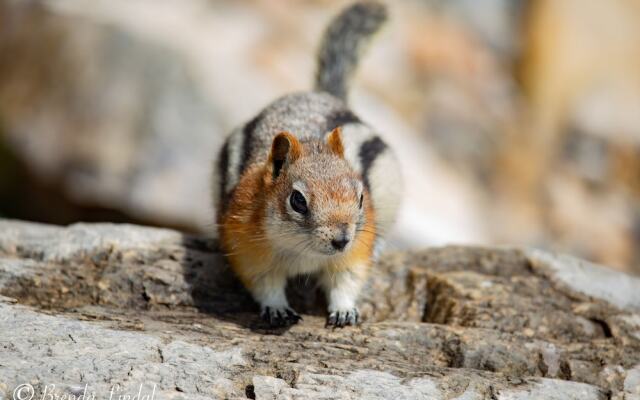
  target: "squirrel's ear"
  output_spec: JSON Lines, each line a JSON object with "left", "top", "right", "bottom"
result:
{"left": 270, "top": 132, "right": 302, "bottom": 178}
{"left": 326, "top": 127, "right": 345, "bottom": 158}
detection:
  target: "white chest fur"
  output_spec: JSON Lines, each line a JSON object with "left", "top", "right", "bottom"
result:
{"left": 271, "top": 250, "right": 331, "bottom": 277}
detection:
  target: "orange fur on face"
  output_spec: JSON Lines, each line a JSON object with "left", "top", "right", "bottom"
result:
{"left": 327, "top": 193, "right": 376, "bottom": 273}
{"left": 220, "top": 177, "right": 376, "bottom": 289}
{"left": 219, "top": 134, "right": 377, "bottom": 290}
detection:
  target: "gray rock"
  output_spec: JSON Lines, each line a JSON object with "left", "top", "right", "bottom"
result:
{"left": 252, "top": 376, "right": 290, "bottom": 400}
{"left": 527, "top": 249, "right": 640, "bottom": 311}
{"left": 0, "top": 302, "right": 245, "bottom": 399}
{"left": 0, "top": 219, "right": 639, "bottom": 399}
{"left": 624, "top": 366, "right": 640, "bottom": 400}
{"left": 496, "top": 378, "right": 606, "bottom": 400}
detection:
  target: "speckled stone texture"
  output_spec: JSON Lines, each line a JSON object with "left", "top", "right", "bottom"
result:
{"left": 1, "top": 219, "right": 639, "bottom": 399}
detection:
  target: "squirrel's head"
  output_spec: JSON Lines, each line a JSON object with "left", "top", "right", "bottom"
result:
{"left": 263, "top": 128, "right": 368, "bottom": 257}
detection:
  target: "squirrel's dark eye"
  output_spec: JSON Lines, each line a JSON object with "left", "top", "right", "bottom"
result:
{"left": 359, "top": 193, "right": 364, "bottom": 209}
{"left": 290, "top": 190, "right": 308, "bottom": 214}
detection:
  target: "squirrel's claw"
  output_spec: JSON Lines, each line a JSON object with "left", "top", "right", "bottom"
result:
{"left": 261, "top": 306, "right": 302, "bottom": 327}
{"left": 326, "top": 308, "right": 359, "bottom": 328}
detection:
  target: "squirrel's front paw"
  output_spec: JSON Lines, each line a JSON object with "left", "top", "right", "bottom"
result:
{"left": 326, "top": 308, "right": 359, "bottom": 327}
{"left": 261, "top": 306, "right": 302, "bottom": 327}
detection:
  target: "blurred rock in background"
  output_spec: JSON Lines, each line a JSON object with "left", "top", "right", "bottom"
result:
{"left": 512, "top": 0, "right": 640, "bottom": 272}
{"left": 0, "top": 0, "right": 639, "bottom": 274}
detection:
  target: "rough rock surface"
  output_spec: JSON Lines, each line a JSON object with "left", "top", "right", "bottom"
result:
{"left": 1, "top": 219, "right": 640, "bottom": 399}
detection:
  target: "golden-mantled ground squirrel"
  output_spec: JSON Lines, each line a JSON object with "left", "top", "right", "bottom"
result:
{"left": 212, "top": 1, "right": 402, "bottom": 327}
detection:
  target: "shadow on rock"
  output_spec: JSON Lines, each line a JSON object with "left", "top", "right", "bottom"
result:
{"left": 179, "top": 234, "right": 327, "bottom": 333}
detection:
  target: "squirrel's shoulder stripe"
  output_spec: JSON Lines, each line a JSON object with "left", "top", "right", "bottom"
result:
{"left": 238, "top": 112, "right": 263, "bottom": 177}
{"left": 358, "top": 136, "right": 387, "bottom": 190}
{"left": 217, "top": 139, "right": 231, "bottom": 212}
{"left": 325, "top": 109, "right": 361, "bottom": 133}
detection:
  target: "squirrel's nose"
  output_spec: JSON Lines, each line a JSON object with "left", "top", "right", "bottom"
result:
{"left": 331, "top": 237, "right": 350, "bottom": 251}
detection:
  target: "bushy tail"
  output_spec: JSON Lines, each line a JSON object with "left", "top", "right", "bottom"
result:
{"left": 315, "top": 1, "right": 388, "bottom": 101}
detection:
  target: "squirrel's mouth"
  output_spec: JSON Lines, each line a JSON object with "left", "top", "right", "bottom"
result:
{"left": 314, "top": 244, "right": 352, "bottom": 257}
